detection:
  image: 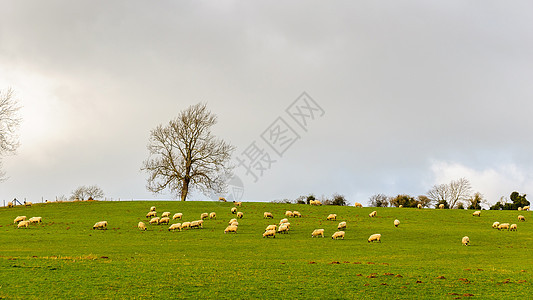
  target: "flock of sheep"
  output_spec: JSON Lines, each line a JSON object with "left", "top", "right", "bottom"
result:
{"left": 12, "top": 215, "right": 42, "bottom": 228}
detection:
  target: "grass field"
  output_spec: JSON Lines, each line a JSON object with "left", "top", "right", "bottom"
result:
{"left": 1, "top": 201, "right": 531, "bottom": 299}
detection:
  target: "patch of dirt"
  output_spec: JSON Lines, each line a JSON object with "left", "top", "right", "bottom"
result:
{"left": 448, "top": 293, "right": 459, "bottom": 295}
{"left": 395, "top": 274, "right": 403, "bottom": 278}
{"left": 343, "top": 261, "right": 350, "bottom": 264}
{"left": 437, "top": 276, "right": 446, "bottom": 279}
{"left": 356, "top": 274, "right": 362, "bottom": 276}
{"left": 384, "top": 273, "right": 394, "bottom": 276}
{"left": 416, "top": 280, "right": 423, "bottom": 284}
{"left": 367, "top": 274, "right": 377, "bottom": 278}
{"left": 353, "top": 262, "right": 361, "bottom": 264}
{"left": 367, "top": 262, "right": 375, "bottom": 264}
{"left": 308, "top": 261, "right": 316, "bottom": 264}
{"left": 381, "top": 283, "right": 388, "bottom": 285}
{"left": 463, "top": 294, "right": 474, "bottom": 297}
{"left": 329, "top": 261, "right": 340, "bottom": 264}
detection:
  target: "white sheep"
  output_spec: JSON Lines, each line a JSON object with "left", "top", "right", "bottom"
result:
{"left": 439, "top": 204, "right": 445, "bottom": 209}
{"left": 160, "top": 212, "right": 170, "bottom": 218}
{"left": 264, "top": 212, "right": 274, "bottom": 219}
{"left": 181, "top": 222, "right": 191, "bottom": 230}
{"left": 285, "top": 211, "right": 294, "bottom": 217}
{"left": 332, "top": 231, "right": 345, "bottom": 240}
{"left": 327, "top": 214, "right": 337, "bottom": 221}
{"left": 92, "top": 221, "right": 107, "bottom": 230}
{"left": 311, "top": 229, "right": 324, "bottom": 238}
{"left": 510, "top": 224, "right": 517, "bottom": 231}
{"left": 146, "top": 211, "right": 157, "bottom": 219}
{"left": 228, "top": 218, "right": 237, "bottom": 225}
{"left": 138, "top": 221, "right": 147, "bottom": 231}
{"left": 150, "top": 206, "right": 156, "bottom": 212}
{"left": 417, "top": 204, "right": 422, "bottom": 209}
{"left": 159, "top": 217, "right": 170, "bottom": 225}
{"left": 492, "top": 221, "right": 500, "bottom": 229}
{"left": 191, "top": 220, "right": 201, "bottom": 229}
{"left": 399, "top": 205, "right": 403, "bottom": 208}
{"left": 472, "top": 211, "right": 481, "bottom": 217}
{"left": 498, "top": 223, "right": 510, "bottom": 231}
{"left": 7, "top": 201, "right": 13, "bottom": 208}
{"left": 368, "top": 233, "right": 381, "bottom": 243}
{"left": 462, "top": 236, "right": 470, "bottom": 246}
{"left": 234, "top": 201, "right": 242, "bottom": 207}
{"left": 231, "top": 207, "right": 237, "bottom": 214}
{"left": 369, "top": 211, "right": 377, "bottom": 218}
{"left": 354, "top": 202, "right": 363, "bottom": 208}
{"left": 310, "top": 200, "right": 322, "bottom": 206}
{"left": 279, "top": 218, "right": 289, "bottom": 225}
{"left": 200, "top": 213, "right": 209, "bottom": 220}
{"left": 337, "top": 221, "right": 347, "bottom": 230}
{"left": 13, "top": 216, "right": 27, "bottom": 223}
{"left": 224, "top": 225, "right": 238, "bottom": 234}
{"left": 149, "top": 217, "right": 160, "bottom": 225}
{"left": 17, "top": 220, "right": 30, "bottom": 229}
{"left": 173, "top": 213, "right": 183, "bottom": 220}
{"left": 523, "top": 206, "right": 530, "bottom": 211}
{"left": 518, "top": 207, "right": 523, "bottom": 211}
{"left": 278, "top": 223, "right": 289, "bottom": 234}
{"left": 230, "top": 221, "right": 239, "bottom": 227}
{"left": 237, "top": 212, "right": 244, "bottom": 219}
{"left": 263, "top": 229, "right": 276, "bottom": 238}
{"left": 394, "top": 219, "right": 400, "bottom": 227}
{"left": 265, "top": 225, "right": 277, "bottom": 232}
{"left": 209, "top": 212, "right": 216, "bottom": 219}
{"left": 25, "top": 201, "right": 32, "bottom": 207}
{"left": 29, "top": 217, "right": 42, "bottom": 224}
{"left": 293, "top": 211, "right": 302, "bottom": 218}
{"left": 168, "top": 223, "right": 182, "bottom": 231}
{"left": 518, "top": 215, "right": 525, "bottom": 221}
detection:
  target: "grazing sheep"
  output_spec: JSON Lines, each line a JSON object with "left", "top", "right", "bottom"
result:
{"left": 200, "top": 213, "right": 209, "bottom": 220}
{"left": 25, "top": 201, "right": 32, "bottom": 207}
{"left": 518, "top": 215, "right": 525, "bottom": 222}
{"left": 231, "top": 207, "right": 237, "bottom": 214}
{"left": 29, "top": 217, "right": 42, "bottom": 224}
{"left": 150, "top": 206, "right": 156, "bottom": 212}
{"left": 219, "top": 197, "right": 227, "bottom": 202}
{"left": 523, "top": 206, "right": 530, "bottom": 211}
{"left": 293, "top": 211, "right": 302, "bottom": 217}
{"left": 234, "top": 201, "right": 242, "bottom": 207}
{"left": 337, "top": 221, "right": 347, "bottom": 230}
{"left": 462, "top": 236, "right": 470, "bottom": 246}
{"left": 518, "top": 207, "right": 523, "bottom": 211}
{"left": 398, "top": 205, "right": 403, "bottom": 208}
{"left": 230, "top": 221, "right": 239, "bottom": 227}
{"left": 168, "top": 223, "right": 182, "bottom": 231}
{"left": 492, "top": 221, "right": 500, "bottom": 229}
{"left": 17, "top": 220, "right": 30, "bottom": 229}
{"left": 209, "top": 212, "right": 216, "bottom": 219}
{"left": 332, "top": 231, "right": 345, "bottom": 240}
{"left": 417, "top": 204, "right": 422, "bottom": 209}
{"left": 160, "top": 217, "right": 170, "bottom": 225}
{"left": 311, "top": 229, "right": 324, "bottom": 238}
{"left": 439, "top": 204, "right": 445, "bottom": 209}
{"left": 264, "top": 212, "right": 274, "bottom": 219}
{"left": 369, "top": 211, "right": 377, "bottom": 218}
{"left": 92, "top": 221, "right": 107, "bottom": 230}
{"left": 265, "top": 224, "right": 277, "bottom": 231}
{"left": 278, "top": 224, "right": 289, "bottom": 234}
{"left": 327, "top": 214, "right": 337, "bottom": 221}
{"left": 224, "top": 225, "right": 238, "bottom": 234}
{"left": 173, "top": 213, "right": 183, "bottom": 220}
{"left": 394, "top": 219, "right": 400, "bottom": 227}
{"left": 161, "top": 212, "right": 171, "bottom": 218}
{"left": 279, "top": 218, "right": 289, "bottom": 225}
{"left": 510, "top": 224, "right": 517, "bottom": 231}
{"left": 181, "top": 222, "right": 191, "bottom": 230}
{"left": 263, "top": 229, "right": 276, "bottom": 238}
{"left": 7, "top": 201, "right": 13, "bottom": 208}
{"left": 473, "top": 211, "right": 481, "bottom": 217}
{"left": 13, "top": 216, "right": 27, "bottom": 223}
{"left": 149, "top": 217, "right": 160, "bottom": 225}
{"left": 285, "top": 211, "right": 294, "bottom": 217}
{"left": 198, "top": 220, "right": 204, "bottom": 228}
{"left": 368, "top": 233, "right": 381, "bottom": 243}
{"left": 310, "top": 200, "right": 322, "bottom": 206}
{"left": 228, "top": 218, "right": 237, "bottom": 225}
{"left": 190, "top": 220, "right": 201, "bottom": 229}
{"left": 138, "top": 221, "right": 147, "bottom": 231}
{"left": 237, "top": 212, "right": 244, "bottom": 219}
{"left": 498, "top": 223, "right": 510, "bottom": 231}
{"left": 354, "top": 202, "right": 363, "bottom": 208}
{"left": 146, "top": 211, "right": 157, "bottom": 219}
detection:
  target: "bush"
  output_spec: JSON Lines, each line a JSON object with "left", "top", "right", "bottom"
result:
{"left": 390, "top": 194, "right": 418, "bottom": 208}
{"left": 436, "top": 200, "right": 449, "bottom": 209}
{"left": 369, "top": 194, "right": 389, "bottom": 207}
{"left": 330, "top": 193, "right": 348, "bottom": 206}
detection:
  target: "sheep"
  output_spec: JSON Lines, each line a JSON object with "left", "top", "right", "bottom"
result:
{"left": 237, "top": 212, "right": 244, "bottom": 219}
{"left": 369, "top": 211, "right": 377, "bottom": 218}
{"left": 173, "top": 213, "right": 183, "bottom": 220}
{"left": 234, "top": 201, "right": 242, "bottom": 207}
{"left": 354, "top": 202, "right": 363, "bottom": 208}
{"left": 224, "top": 225, "right": 238, "bottom": 234}
{"left": 284, "top": 222, "right": 291, "bottom": 229}
{"left": 264, "top": 212, "right": 274, "bottom": 219}
{"left": 309, "top": 200, "right": 316, "bottom": 205}
{"left": 310, "top": 200, "right": 322, "bottom": 206}
{"left": 518, "top": 207, "right": 523, "bottom": 211}
{"left": 138, "top": 221, "right": 147, "bottom": 231}
{"left": 14, "top": 216, "right": 27, "bottom": 223}
{"left": 394, "top": 219, "right": 400, "bottom": 227}
{"left": 17, "top": 220, "right": 30, "bottom": 229}
{"left": 492, "top": 221, "right": 500, "bottom": 229}
{"left": 181, "top": 222, "right": 191, "bottom": 230}
{"left": 332, "top": 231, "right": 345, "bottom": 240}
{"left": 279, "top": 218, "right": 289, "bottom": 225}
{"left": 399, "top": 205, "right": 403, "bottom": 208}
{"left": 230, "top": 221, "right": 239, "bottom": 227}
{"left": 285, "top": 211, "right": 294, "bottom": 217}
{"left": 146, "top": 211, "right": 157, "bottom": 219}
{"left": 92, "top": 221, "right": 107, "bottom": 230}
{"left": 160, "top": 217, "right": 170, "bottom": 225}
{"left": 200, "top": 213, "right": 209, "bottom": 220}
{"left": 265, "top": 225, "right": 277, "bottom": 232}
{"left": 523, "top": 206, "right": 530, "bottom": 211}
{"left": 337, "top": 221, "right": 347, "bottom": 230}
{"left": 462, "top": 236, "right": 470, "bottom": 246}
{"left": 311, "top": 229, "right": 324, "bottom": 238}
{"left": 231, "top": 207, "right": 237, "bottom": 214}
{"left": 29, "top": 217, "right": 42, "bottom": 224}
{"left": 263, "top": 229, "right": 276, "bottom": 238}
{"left": 219, "top": 197, "right": 227, "bottom": 202}
{"left": 161, "top": 212, "right": 171, "bottom": 218}
{"left": 293, "top": 211, "right": 302, "bottom": 218}
{"left": 472, "top": 211, "right": 481, "bottom": 217}
{"left": 439, "top": 204, "right": 445, "bottom": 209}
{"left": 228, "top": 218, "right": 237, "bottom": 225}
{"left": 518, "top": 215, "right": 525, "bottom": 222}
{"left": 368, "top": 233, "right": 381, "bottom": 243}
{"left": 277, "top": 223, "right": 289, "bottom": 234}
{"left": 190, "top": 220, "right": 201, "bottom": 229}
{"left": 498, "top": 223, "right": 510, "bottom": 231}
{"left": 417, "top": 204, "right": 422, "bottom": 209}
{"left": 327, "top": 214, "right": 337, "bottom": 221}
{"left": 149, "top": 217, "right": 160, "bottom": 225}
{"left": 510, "top": 224, "right": 517, "bottom": 231}
{"left": 7, "top": 201, "right": 13, "bottom": 208}
{"left": 198, "top": 220, "right": 204, "bottom": 228}
{"left": 150, "top": 206, "right": 156, "bottom": 212}
{"left": 25, "top": 201, "right": 32, "bottom": 207}
{"left": 209, "top": 212, "right": 216, "bottom": 219}
{"left": 168, "top": 223, "right": 182, "bottom": 231}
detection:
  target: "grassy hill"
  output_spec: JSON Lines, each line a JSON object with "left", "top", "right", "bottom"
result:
{"left": 1, "top": 201, "right": 531, "bottom": 299}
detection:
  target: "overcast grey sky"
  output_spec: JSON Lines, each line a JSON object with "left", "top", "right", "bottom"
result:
{"left": 1, "top": 1, "right": 532, "bottom": 206}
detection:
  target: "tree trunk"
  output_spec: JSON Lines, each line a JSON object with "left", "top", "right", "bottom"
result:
{"left": 181, "top": 177, "right": 190, "bottom": 201}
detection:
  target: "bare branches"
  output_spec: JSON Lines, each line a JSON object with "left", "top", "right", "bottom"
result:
{"left": 141, "top": 103, "right": 235, "bottom": 200}
{"left": 427, "top": 178, "right": 472, "bottom": 208}
{"left": 0, "top": 88, "right": 21, "bottom": 181}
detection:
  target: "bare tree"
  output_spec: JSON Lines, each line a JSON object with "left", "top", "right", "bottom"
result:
{"left": 369, "top": 193, "right": 389, "bottom": 207}
{"left": 69, "top": 185, "right": 104, "bottom": 200}
{"left": 427, "top": 183, "right": 449, "bottom": 205}
{"left": 142, "top": 103, "right": 235, "bottom": 201}
{"left": 427, "top": 178, "right": 472, "bottom": 209}
{"left": 0, "top": 88, "right": 21, "bottom": 181}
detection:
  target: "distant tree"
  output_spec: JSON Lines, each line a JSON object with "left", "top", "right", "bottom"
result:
{"left": 295, "top": 195, "right": 306, "bottom": 204}
{"left": 456, "top": 202, "right": 465, "bottom": 210}
{"left": 0, "top": 88, "right": 21, "bottom": 181}
{"left": 510, "top": 191, "right": 529, "bottom": 209}
{"left": 427, "top": 178, "right": 472, "bottom": 209}
{"left": 389, "top": 194, "right": 418, "bottom": 208}
{"left": 436, "top": 200, "right": 449, "bottom": 209}
{"left": 490, "top": 196, "right": 508, "bottom": 210}
{"left": 467, "top": 192, "right": 485, "bottom": 210}
{"left": 141, "top": 103, "right": 235, "bottom": 201}
{"left": 329, "top": 193, "right": 348, "bottom": 206}
{"left": 369, "top": 194, "right": 389, "bottom": 207}
{"left": 417, "top": 195, "right": 431, "bottom": 208}
{"left": 306, "top": 194, "right": 316, "bottom": 205}
{"left": 70, "top": 185, "right": 104, "bottom": 201}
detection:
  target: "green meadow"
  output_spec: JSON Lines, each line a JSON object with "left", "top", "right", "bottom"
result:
{"left": 1, "top": 201, "right": 531, "bottom": 299}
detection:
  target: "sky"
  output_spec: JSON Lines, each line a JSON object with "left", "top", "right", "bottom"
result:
{"left": 1, "top": 1, "right": 533, "bottom": 207}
